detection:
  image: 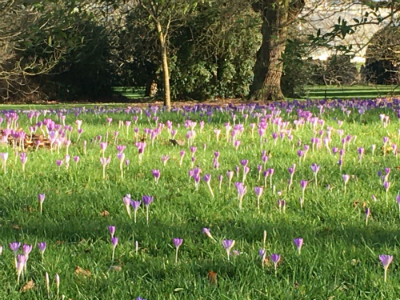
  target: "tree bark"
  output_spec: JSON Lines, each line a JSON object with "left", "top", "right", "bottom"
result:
{"left": 156, "top": 22, "right": 171, "bottom": 109}
{"left": 249, "top": 0, "right": 304, "bottom": 101}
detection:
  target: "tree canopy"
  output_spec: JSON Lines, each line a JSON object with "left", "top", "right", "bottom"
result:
{"left": 0, "top": 0, "right": 399, "bottom": 105}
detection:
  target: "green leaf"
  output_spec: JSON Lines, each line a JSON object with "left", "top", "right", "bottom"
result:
{"left": 48, "top": 36, "right": 52, "bottom": 46}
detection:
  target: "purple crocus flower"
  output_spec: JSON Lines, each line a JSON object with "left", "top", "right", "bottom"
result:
{"left": 142, "top": 195, "right": 153, "bottom": 206}
{"left": 9, "top": 242, "right": 21, "bottom": 255}
{"left": 297, "top": 150, "right": 304, "bottom": 159}
{"left": 235, "top": 182, "right": 247, "bottom": 209}
{"left": 100, "top": 142, "right": 108, "bottom": 152}
{"left": 123, "top": 195, "right": 132, "bottom": 218}
{"left": 218, "top": 174, "right": 223, "bottom": 190}
{"left": 130, "top": 200, "right": 141, "bottom": 223}
{"left": 268, "top": 168, "right": 274, "bottom": 176}
{"left": 38, "top": 193, "right": 45, "bottom": 214}
{"left": 342, "top": 174, "right": 350, "bottom": 193}
{"left": 37, "top": 242, "right": 46, "bottom": 253}
{"left": 271, "top": 253, "right": 281, "bottom": 272}
{"left": 173, "top": 238, "right": 183, "bottom": 248}
{"left": 108, "top": 226, "right": 116, "bottom": 238}
{"left": 235, "top": 165, "right": 240, "bottom": 177}
{"left": 242, "top": 165, "right": 250, "bottom": 183}
{"left": 310, "top": 163, "right": 320, "bottom": 174}
{"left": 173, "top": 238, "right": 183, "bottom": 264}
{"left": 259, "top": 249, "right": 266, "bottom": 259}
{"left": 20, "top": 153, "right": 27, "bottom": 171}
{"left": 383, "top": 181, "right": 391, "bottom": 192}
{"left": 379, "top": 255, "right": 394, "bottom": 282}
{"left": 203, "top": 174, "right": 214, "bottom": 197}
{"left": 222, "top": 239, "right": 235, "bottom": 260}
{"left": 293, "top": 238, "right": 303, "bottom": 254}
{"left": 202, "top": 228, "right": 216, "bottom": 242}
{"left": 358, "top": 147, "right": 364, "bottom": 158}
{"left": 288, "top": 165, "right": 295, "bottom": 175}
{"left": 190, "top": 146, "right": 197, "bottom": 156}
{"left": 111, "top": 237, "right": 118, "bottom": 260}
{"left": 152, "top": 169, "right": 161, "bottom": 183}
{"left": 311, "top": 163, "right": 320, "bottom": 186}
{"left": 161, "top": 155, "right": 170, "bottom": 166}
{"left": 259, "top": 248, "right": 266, "bottom": 267}
{"left": 240, "top": 159, "right": 248, "bottom": 167}
{"left": 23, "top": 244, "right": 33, "bottom": 260}
{"left": 38, "top": 242, "right": 46, "bottom": 260}
{"left": 16, "top": 254, "right": 26, "bottom": 283}
{"left": 143, "top": 195, "right": 154, "bottom": 225}
{"left": 203, "top": 174, "right": 211, "bottom": 183}
{"left": 254, "top": 186, "right": 264, "bottom": 197}
{"left": 300, "top": 180, "right": 308, "bottom": 194}
{"left": 254, "top": 186, "right": 264, "bottom": 211}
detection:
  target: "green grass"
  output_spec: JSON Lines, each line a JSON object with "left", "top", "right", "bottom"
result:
{"left": 305, "top": 85, "right": 400, "bottom": 99}
{"left": 0, "top": 103, "right": 400, "bottom": 299}
{"left": 112, "top": 87, "right": 145, "bottom": 99}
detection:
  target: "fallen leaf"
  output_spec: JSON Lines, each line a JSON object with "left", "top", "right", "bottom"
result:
{"left": 100, "top": 210, "right": 109, "bottom": 217}
{"left": 21, "top": 280, "right": 35, "bottom": 292}
{"left": 208, "top": 271, "right": 217, "bottom": 285}
{"left": 13, "top": 225, "right": 20, "bottom": 229}
{"left": 263, "top": 256, "right": 270, "bottom": 267}
{"left": 109, "top": 265, "right": 122, "bottom": 272}
{"left": 75, "top": 266, "right": 92, "bottom": 277}
{"left": 169, "top": 139, "right": 185, "bottom": 146}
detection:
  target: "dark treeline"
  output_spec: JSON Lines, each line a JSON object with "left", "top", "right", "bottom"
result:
{"left": 1, "top": 0, "right": 399, "bottom": 105}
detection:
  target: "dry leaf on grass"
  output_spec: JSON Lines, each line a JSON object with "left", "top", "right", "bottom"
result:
{"left": 208, "top": 271, "right": 217, "bottom": 285}
{"left": 169, "top": 139, "right": 185, "bottom": 146}
{"left": 75, "top": 266, "right": 92, "bottom": 277}
{"left": 263, "top": 256, "right": 270, "bottom": 267}
{"left": 21, "top": 280, "right": 35, "bottom": 292}
{"left": 109, "top": 265, "right": 122, "bottom": 272}
{"left": 100, "top": 210, "right": 110, "bottom": 217}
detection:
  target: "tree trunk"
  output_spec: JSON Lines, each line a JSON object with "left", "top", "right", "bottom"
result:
{"left": 156, "top": 22, "right": 171, "bottom": 109}
{"left": 249, "top": 0, "right": 304, "bottom": 101}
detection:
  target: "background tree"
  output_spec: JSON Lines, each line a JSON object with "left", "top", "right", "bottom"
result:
{"left": 0, "top": 0, "right": 115, "bottom": 102}
{"left": 135, "top": 0, "right": 198, "bottom": 109}
{"left": 249, "top": 0, "right": 306, "bottom": 101}
{"left": 364, "top": 25, "right": 400, "bottom": 84}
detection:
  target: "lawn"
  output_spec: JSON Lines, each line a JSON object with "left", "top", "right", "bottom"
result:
{"left": 0, "top": 99, "right": 400, "bottom": 299}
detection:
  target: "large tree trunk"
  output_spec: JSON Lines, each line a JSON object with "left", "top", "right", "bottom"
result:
{"left": 249, "top": 0, "right": 304, "bottom": 101}
{"left": 156, "top": 22, "right": 171, "bottom": 109}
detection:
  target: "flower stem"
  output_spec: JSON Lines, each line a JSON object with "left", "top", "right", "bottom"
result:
{"left": 175, "top": 248, "right": 179, "bottom": 264}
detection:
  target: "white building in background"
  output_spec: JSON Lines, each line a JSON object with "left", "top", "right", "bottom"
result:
{"left": 300, "top": 2, "right": 396, "bottom": 63}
